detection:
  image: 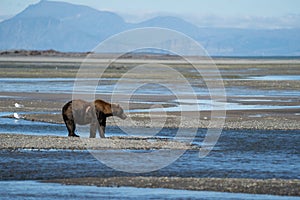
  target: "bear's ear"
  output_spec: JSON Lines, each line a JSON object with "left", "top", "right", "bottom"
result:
{"left": 115, "top": 104, "right": 120, "bottom": 108}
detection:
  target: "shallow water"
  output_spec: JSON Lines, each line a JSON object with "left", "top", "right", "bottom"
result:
{"left": 0, "top": 116, "right": 126, "bottom": 137}
{"left": 130, "top": 98, "right": 300, "bottom": 112}
{"left": 1, "top": 77, "right": 300, "bottom": 113}
{"left": 0, "top": 111, "right": 66, "bottom": 136}
{"left": 248, "top": 75, "right": 300, "bottom": 81}
{"left": 1, "top": 181, "right": 298, "bottom": 200}
{"left": 1, "top": 77, "right": 300, "bottom": 97}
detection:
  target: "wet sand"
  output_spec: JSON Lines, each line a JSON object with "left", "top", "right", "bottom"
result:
{"left": 1, "top": 94, "right": 300, "bottom": 130}
{"left": 45, "top": 177, "right": 300, "bottom": 196}
{"left": 1, "top": 55, "right": 299, "bottom": 129}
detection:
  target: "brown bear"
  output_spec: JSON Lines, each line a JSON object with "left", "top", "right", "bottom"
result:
{"left": 62, "top": 99, "right": 127, "bottom": 138}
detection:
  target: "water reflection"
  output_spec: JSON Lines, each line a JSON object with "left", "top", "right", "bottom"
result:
{"left": 248, "top": 75, "right": 300, "bottom": 81}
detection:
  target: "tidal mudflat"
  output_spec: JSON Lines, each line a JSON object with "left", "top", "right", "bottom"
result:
{"left": 0, "top": 55, "right": 299, "bottom": 198}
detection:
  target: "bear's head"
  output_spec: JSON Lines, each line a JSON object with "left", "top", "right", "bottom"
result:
{"left": 111, "top": 104, "right": 127, "bottom": 119}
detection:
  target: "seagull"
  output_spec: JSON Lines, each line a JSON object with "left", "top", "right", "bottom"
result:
{"left": 15, "top": 103, "right": 24, "bottom": 108}
{"left": 13, "top": 112, "right": 21, "bottom": 119}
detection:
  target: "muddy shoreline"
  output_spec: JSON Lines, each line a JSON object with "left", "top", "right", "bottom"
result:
{"left": 45, "top": 177, "right": 300, "bottom": 196}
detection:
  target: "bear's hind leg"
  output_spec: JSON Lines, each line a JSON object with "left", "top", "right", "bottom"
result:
{"left": 64, "top": 118, "right": 79, "bottom": 137}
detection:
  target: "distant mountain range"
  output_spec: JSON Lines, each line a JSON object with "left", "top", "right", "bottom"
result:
{"left": 0, "top": 0, "right": 299, "bottom": 56}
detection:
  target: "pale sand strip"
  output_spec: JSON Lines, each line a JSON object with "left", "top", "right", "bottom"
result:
{"left": 1, "top": 55, "right": 300, "bottom": 64}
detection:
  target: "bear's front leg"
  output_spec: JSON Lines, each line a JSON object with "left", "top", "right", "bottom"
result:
{"left": 98, "top": 125, "right": 105, "bottom": 138}
{"left": 89, "top": 122, "right": 97, "bottom": 138}
{"left": 98, "top": 118, "right": 106, "bottom": 138}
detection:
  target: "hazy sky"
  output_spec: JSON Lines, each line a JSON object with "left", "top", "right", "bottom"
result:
{"left": 1, "top": 0, "right": 300, "bottom": 28}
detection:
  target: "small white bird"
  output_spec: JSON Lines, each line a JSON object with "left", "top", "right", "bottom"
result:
{"left": 14, "top": 103, "right": 24, "bottom": 108}
{"left": 13, "top": 112, "right": 21, "bottom": 119}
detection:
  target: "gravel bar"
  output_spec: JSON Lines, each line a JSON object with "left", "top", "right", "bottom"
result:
{"left": 0, "top": 134, "right": 197, "bottom": 150}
